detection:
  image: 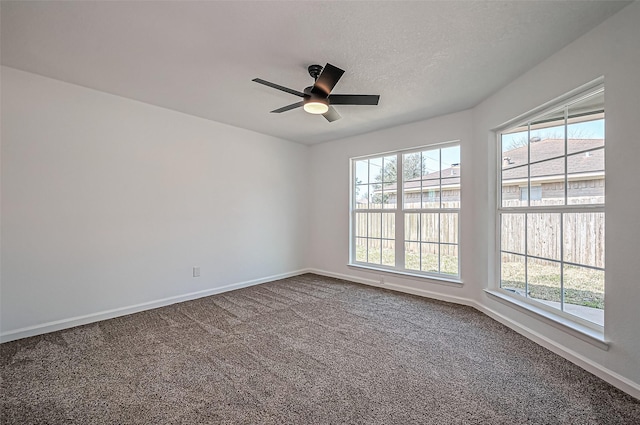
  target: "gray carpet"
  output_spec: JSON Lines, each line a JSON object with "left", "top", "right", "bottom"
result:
{"left": 1, "top": 274, "right": 639, "bottom": 424}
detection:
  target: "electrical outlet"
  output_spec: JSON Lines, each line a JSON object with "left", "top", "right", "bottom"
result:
{"left": 193, "top": 266, "right": 200, "bottom": 277}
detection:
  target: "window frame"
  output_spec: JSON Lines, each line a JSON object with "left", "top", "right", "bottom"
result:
{"left": 349, "top": 141, "right": 462, "bottom": 283}
{"left": 495, "top": 83, "right": 605, "bottom": 331}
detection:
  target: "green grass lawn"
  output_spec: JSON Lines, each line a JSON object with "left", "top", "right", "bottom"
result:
{"left": 357, "top": 246, "right": 602, "bottom": 310}
{"left": 501, "top": 261, "right": 604, "bottom": 309}
{"left": 356, "top": 246, "right": 458, "bottom": 275}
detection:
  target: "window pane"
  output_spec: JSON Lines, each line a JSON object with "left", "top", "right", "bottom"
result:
{"left": 405, "top": 242, "right": 420, "bottom": 270}
{"left": 369, "top": 157, "right": 383, "bottom": 184}
{"left": 566, "top": 149, "right": 604, "bottom": 205}
{"left": 567, "top": 149, "right": 604, "bottom": 174}
{"left": 440, "top": 213, "right": 458, "bottom": 244}
{"left": 423, "top": 150, "right": 440, "bottom": 178}
{"left": 382, "top": 156, "right": 397, "bottom": 183}
{"left": 381, "top": 213, "right": 395, "bottom": 240}
{"left": 502, "top": 165, "right": 527, "bottom": 208}
{"left": 567, "top": 91, "right": 604, "bottom": 155}
{"left": 527, "top": 258, "right": 561, "bottom": 305}
{"left": 421, "top": 213, "right": 438, "bottom": 242}
{"left": 563, "top": 265, "right": 604, "bottom": 325}
{"left": 403, "top": 182, "right": 421, "bottom": 209}
{"left": 368, "top": 213, "right": 381, "bottom": 238}
{"left": 382, "top": 181, "right": 398, "bottom": 209}
{"left": 441, "top": 145, "right": 460, "bottom": 171}
{"left": 421, "top": 243, "right": 439, "bottom": 272}
{"left": 501, "top": 213, "right": 525, "bottom": 255}
{"left": 563, "top": 213, "right": 604, "bottom": 268}
{"left": 355, "top": 185, "right": 368, "bottom": 209}
{"left": 355, "top": 160, "right": 369, "bottom": 185}
{"left": 527, "top": 213, "right": 561, "bottom": 261}
{"left": 501, "top": 128, "right": 528, "bottom": 157}
{"left": 529, "top": 108, "right": 565, "bottom": 163}
{"left": 530, "top": 126, "right": 565, "bottom": 163}
{"left": 403, "top": 152, "right": 423, "bottom": 180}
{"left": 501, "top": 253, "right": 526, "bottom": 295}
{"left": 355, "top": 213, "right": 367, "bottom": 237}
{"left": 421, "top": 182, "right": 440, "bottom": 209}
{"left": 368, "top": 239, "right": 381, "bottom": 264}
{"left": 567, "top": 178, "right": 604, "bottom": 205}
{"left": 405, "top": 213, "right": 419, "bottom": 241}
{"left": 382, "top": 240, "right": 395, "bottom": 266}
{"left": 369, "top": 183, "right": 382, "bottom": 209}
{"left": 355, "top": 238, "right": 367, "bottom": 262}
{"left": 440, "top": 244, "right": 458, "bottom": 275}
{"left": 441, "top": 178, "right": 460, "bottom": 208}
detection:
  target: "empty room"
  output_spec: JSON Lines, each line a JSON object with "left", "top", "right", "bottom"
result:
{"left": 1, "top": 1, "right": 639, "bottom": 423}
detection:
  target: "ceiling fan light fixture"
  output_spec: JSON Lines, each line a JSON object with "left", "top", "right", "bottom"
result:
{"left": 303, "top": 97, "right": 329, "bottom": 115}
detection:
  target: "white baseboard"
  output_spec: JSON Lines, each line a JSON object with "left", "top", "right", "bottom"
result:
{"left": 475, "top": 303, "right": 640, "bottom": 400}
{"left": 0, "top": 269, "right": 308, "bottom": 343}
{"left": 308, "top": 267, "right": 640, "bottom": 400}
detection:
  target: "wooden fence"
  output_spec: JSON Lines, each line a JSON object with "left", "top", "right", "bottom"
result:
{"left": 354, "top": 199, "right": 603, "bottom": 269}
{"left": 354, "top": 212, "right": 459, "bottom": 249}
{"left": 501, "top": 208, "right": 604, "bottom": 268}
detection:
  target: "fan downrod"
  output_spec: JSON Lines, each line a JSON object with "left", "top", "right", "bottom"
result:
{"left": 308, "top": 64, "right": 323, "bottom": 80}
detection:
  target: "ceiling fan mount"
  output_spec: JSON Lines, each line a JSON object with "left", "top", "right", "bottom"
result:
{"left": 252, "top": 62, "right": 380, "bottom": 122}
{"left": 307, "top": 64, "right": 324, "bottom": 80}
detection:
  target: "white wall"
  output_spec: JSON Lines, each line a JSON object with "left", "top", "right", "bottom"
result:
{"left": 1, "top": 67, "right": 309, "bottom": 338}
{"left": 309, "top": 2, "right": 640, "bottom": 397}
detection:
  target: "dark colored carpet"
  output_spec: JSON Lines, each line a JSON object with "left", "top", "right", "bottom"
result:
{"left": 1, "top": 274, "right": 639, "bottom": 424}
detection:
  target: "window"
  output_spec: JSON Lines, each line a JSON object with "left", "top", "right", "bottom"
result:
{"left": 351, "top": 143, "right": 460, "bottom": 280}
{"left": 498, "top": 85, "right": 604, "bottom": 327}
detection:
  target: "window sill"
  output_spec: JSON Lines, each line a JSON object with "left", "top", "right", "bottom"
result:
{"left": 348, "top": 263, "right": 463, "bottom": 286}
{"left": 484, "top": 289, "right": 608, "bottom": 351}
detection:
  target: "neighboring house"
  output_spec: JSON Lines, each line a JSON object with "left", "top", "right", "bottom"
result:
{"left": 502, "top": 138, "right": 604, "bottom": 205}
{"left": 359, "top": 138, "right": 603, "bottom": 207}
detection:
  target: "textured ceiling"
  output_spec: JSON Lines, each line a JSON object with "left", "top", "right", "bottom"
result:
{"left": 0, "top": 1, "right": 631, "bottom": 145}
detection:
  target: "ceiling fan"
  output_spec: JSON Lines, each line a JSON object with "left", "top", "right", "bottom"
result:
{"left": 252, "top": 63, "right": 380, "bottom": 122}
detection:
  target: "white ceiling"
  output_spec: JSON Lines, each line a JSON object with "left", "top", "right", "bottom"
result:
{"left": 1, "top": 1, "right": 631, "bottom": 145}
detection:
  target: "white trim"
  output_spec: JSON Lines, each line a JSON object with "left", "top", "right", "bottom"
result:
{"left": 309, "top": 268, "right": 470, "bottom": 305}
{"left": 0, "top": 269, "right": 308, "bottom": 343}
{"left": 347, "top": 263, "right": 463, "bottom": 285}
{"left": 350, "top": 139, "right": 461, "bottom": 161}
{"left": 475, "top": 301, "right": 640, "bottom": 401}
{"left": 484, "top": 289, "right": 606, "bottom": 347}
{"left": 494, "top": 77, "right": 604, "bottom": 132}
{"left": 307, "top": 268, "right": 640, "bottom": 400}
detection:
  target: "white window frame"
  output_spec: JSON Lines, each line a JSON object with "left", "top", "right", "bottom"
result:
{"left": 349, "top": 141, "right": 461, "bottom": 283}
{"left": 495, "top": 82, "right": 605, "bottom": 332}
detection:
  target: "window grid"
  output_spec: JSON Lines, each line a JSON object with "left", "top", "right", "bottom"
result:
{"left": 498, "top": 85, "right": 604, "bottom": 327}
{"left": 351, "top": 143, "right": 460, "bottom": 280}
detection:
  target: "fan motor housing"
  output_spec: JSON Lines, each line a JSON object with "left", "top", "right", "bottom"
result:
{"left": 308, "top": 64, "right": 323, "bottom": 80}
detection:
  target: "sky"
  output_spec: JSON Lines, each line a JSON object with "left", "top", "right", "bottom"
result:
{"left": 501, "top": 118, "right": 604, "bottom": 153}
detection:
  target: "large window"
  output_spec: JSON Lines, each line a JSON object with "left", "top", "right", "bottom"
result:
{"left": 498, "top": 85, "right": 604, "bottom": 327}
{"left": 351, "top": 143, "right": 460, "bottom": 280}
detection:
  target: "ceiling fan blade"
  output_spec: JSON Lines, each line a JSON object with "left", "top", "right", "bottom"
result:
{"left": 252, "top": 78, "right": 305, "bottom": 97}
{"left": 270, "top": 101, "right": 304, "bottom": 113}
{"left": 311, "top": 63, "right": 345, "bottom": 96}
{"left": 328, "top": 94, "right": 380, "bottom": 105}
{"left": 323, "top": 106, "right": 342, "bottom": 122}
